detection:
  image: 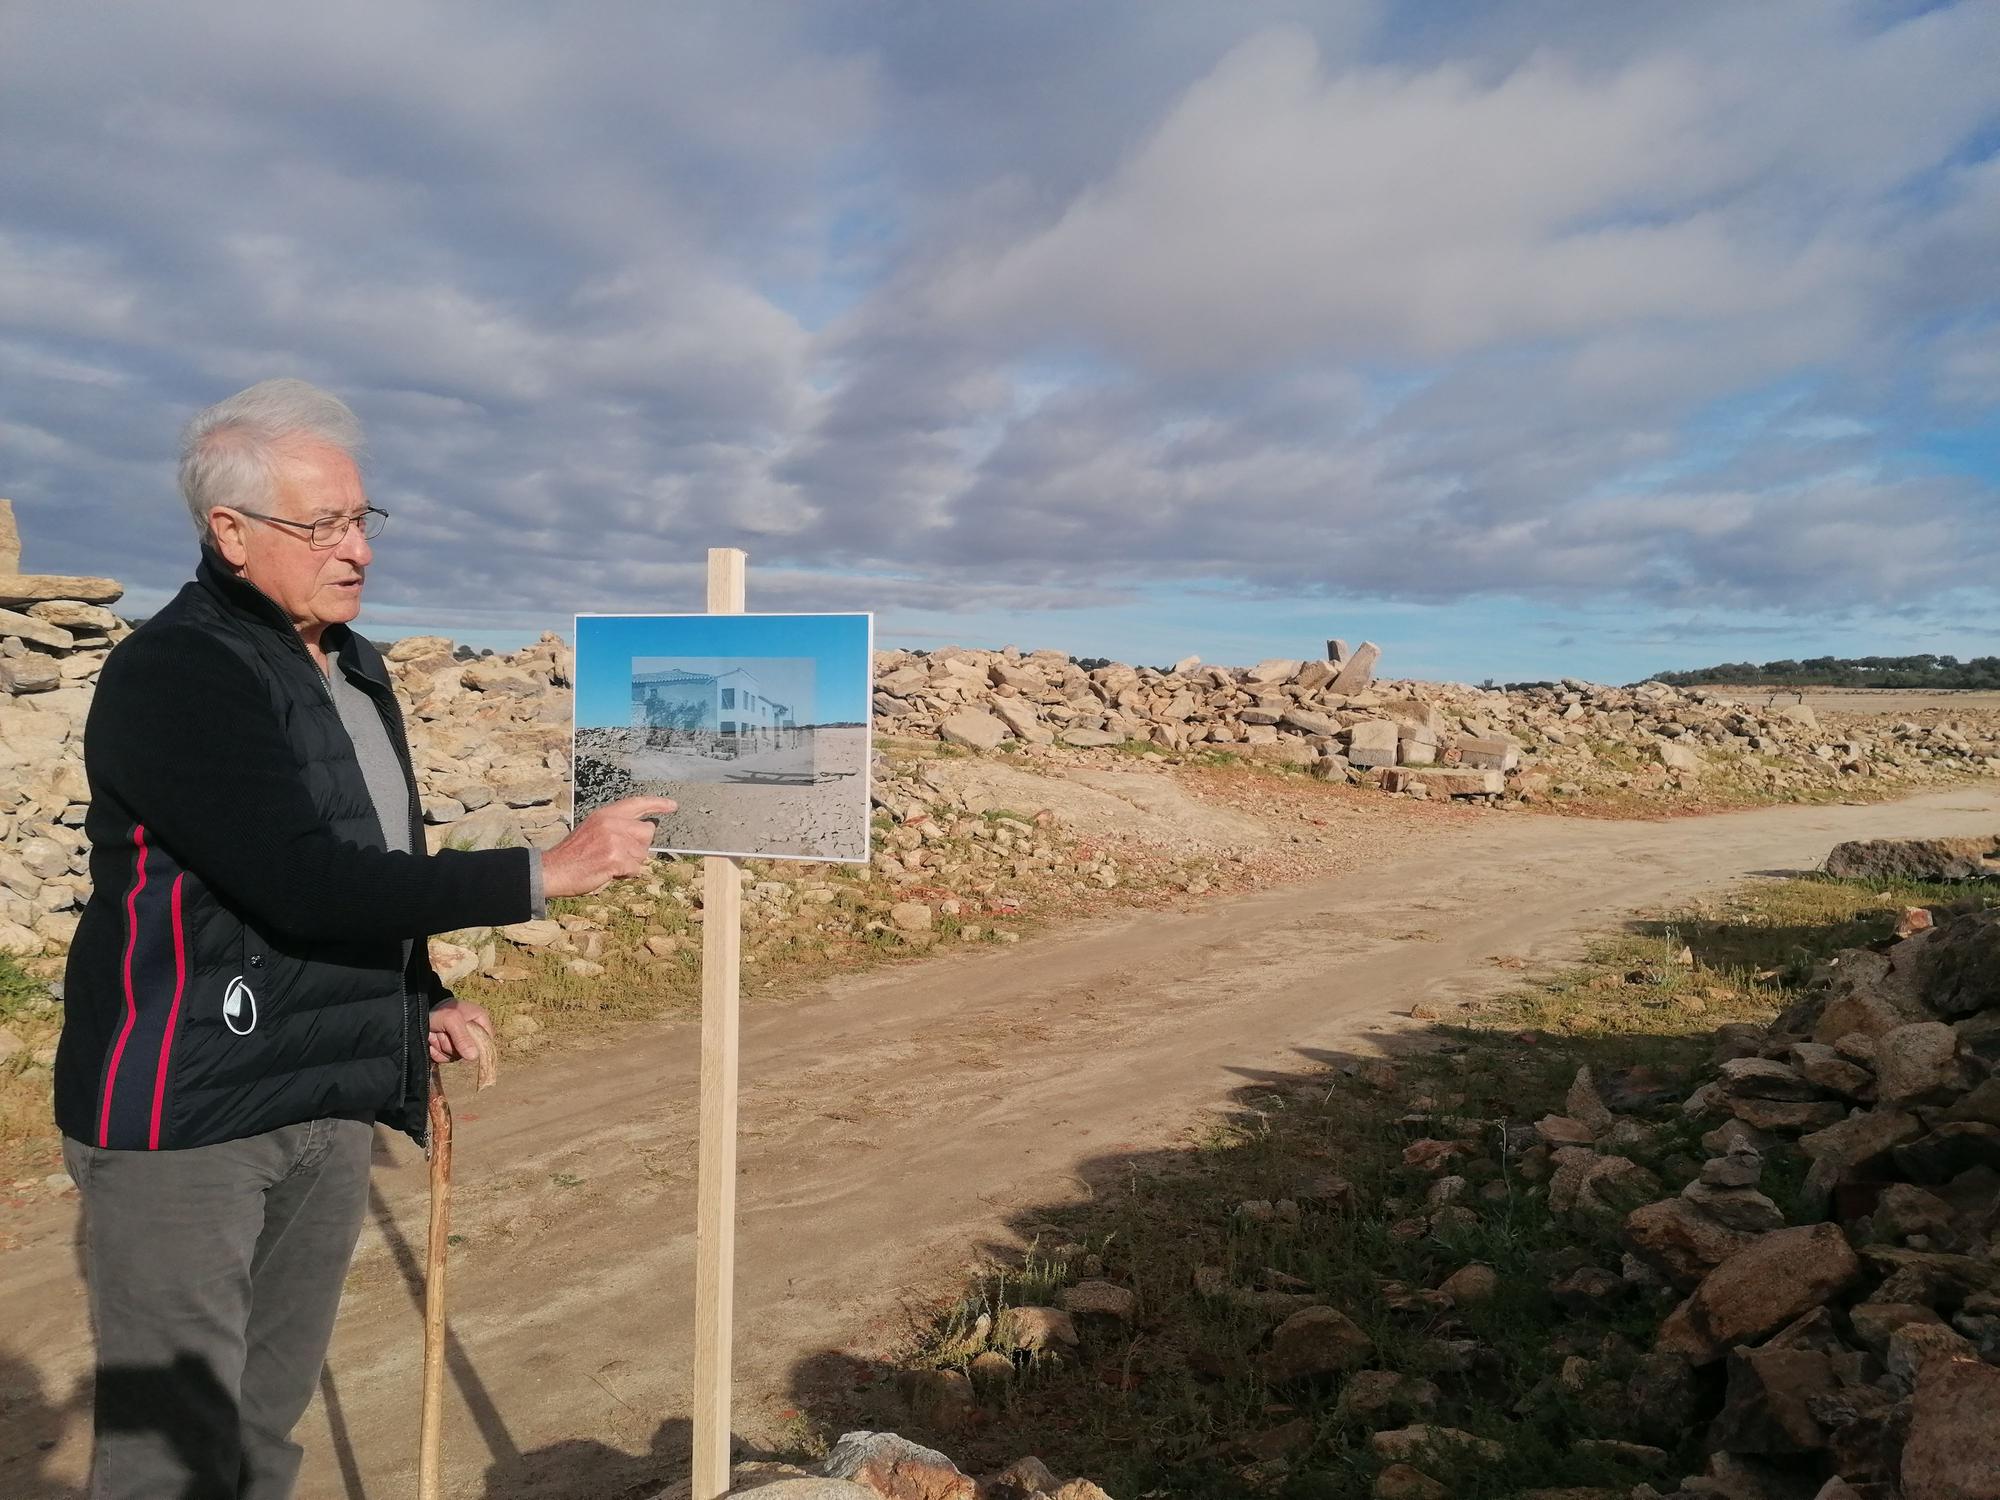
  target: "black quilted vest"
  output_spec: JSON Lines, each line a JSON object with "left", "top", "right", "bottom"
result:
{"left": 54, "top": 549, "right": 432, "bottom": 1150}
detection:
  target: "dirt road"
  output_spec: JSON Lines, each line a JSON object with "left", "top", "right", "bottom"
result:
{"left": 5, "top": 787, "right": 1999, "bottom": 1498}
{"left": 1711, "top": 685, "right": 2000, "bottom": 719}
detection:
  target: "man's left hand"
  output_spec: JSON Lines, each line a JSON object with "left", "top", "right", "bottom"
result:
{"left": 429, "top": 997, "right": 495, "bottom": 1066}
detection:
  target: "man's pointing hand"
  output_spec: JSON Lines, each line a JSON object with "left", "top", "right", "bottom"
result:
{"left": 541, "top": 795, "right": 677, "bottom": 897}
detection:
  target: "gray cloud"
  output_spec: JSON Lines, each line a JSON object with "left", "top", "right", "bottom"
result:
{"left": 0, "top": 0, "right": 1994, "bottom": 651}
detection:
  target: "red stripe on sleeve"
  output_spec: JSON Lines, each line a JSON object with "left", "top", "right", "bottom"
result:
{"left": 97, "top": 826, "right": 151, "bottom": 1148}
{"left": 147, "top": 872, "right": 189, "bottom": 1150}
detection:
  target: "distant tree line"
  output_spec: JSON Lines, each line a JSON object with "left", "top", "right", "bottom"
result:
{"left": 1652, "top": 655, "right": 2000, "bottom": 690}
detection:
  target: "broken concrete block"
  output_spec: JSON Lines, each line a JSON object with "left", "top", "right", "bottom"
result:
{"left": 1328, "top": 641, "right": 1379, "bottom": 695}
{"left": 1659, "top": 740, "right": 1703, "bottom": 773}
{"left": 1245, "top": 659, "right": 1302, "bottom": 685}
{"left": 1346, "top": 719, "right": 1399, "bottom": 768}
{"left": 1455, "top": 735, "right": 1520, "bottom": 771}
{"left": 1381, "top": 767, "right": 1504, "bottom": 797}
{"left": 1377, "top": 698, "right": 1445, "bottom": 741}
{"left": 1293, "top": 660, "right": 1337, "bottom": 692}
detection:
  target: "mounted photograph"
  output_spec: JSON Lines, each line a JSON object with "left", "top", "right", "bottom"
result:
{"left": 572, "top": 612, "right": 873, "bottom": 862}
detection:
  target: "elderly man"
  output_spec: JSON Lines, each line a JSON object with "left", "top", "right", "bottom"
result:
{"left": 52, "top": 378, "right": 670, "bottom": 1500}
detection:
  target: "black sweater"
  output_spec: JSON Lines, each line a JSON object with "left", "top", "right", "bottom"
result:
{"left": 53, "top": 550, "right": 536, "bottom": 1150}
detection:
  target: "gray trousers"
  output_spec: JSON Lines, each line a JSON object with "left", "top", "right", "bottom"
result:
{"left": 64, "top": 1118, "right": 373, "bottom": 1500}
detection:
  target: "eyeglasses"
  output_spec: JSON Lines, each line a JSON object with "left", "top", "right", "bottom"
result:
{"left": 230, "top": 507, "right": 389, "bottom": 549}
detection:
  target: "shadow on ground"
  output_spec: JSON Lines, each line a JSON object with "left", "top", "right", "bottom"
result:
{"left": 773, "top": 1010, "right": 1731, "bottom": 1500}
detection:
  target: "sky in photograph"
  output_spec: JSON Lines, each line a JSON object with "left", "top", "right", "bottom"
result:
{"left": 574, "top": 613, "right": 870, "bottom": 726}
{"left": 3, "top": 2, "right": 1997, "bottom": 684}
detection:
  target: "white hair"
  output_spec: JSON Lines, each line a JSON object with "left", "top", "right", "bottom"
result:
{"left": 178, "top": 378, "right": 365, "bottom": 540}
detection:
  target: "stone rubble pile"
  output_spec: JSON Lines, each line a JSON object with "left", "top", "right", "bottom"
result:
{"left": 0, "top": 498, "right": 1194, "bottom": 992}
{"left": 1506, "top": 855, "right": 2000, "bottom": 1500}
{"left": 870, "top": 641, "right": 2000, "bottom": 803}
{"left": 381, "top": 628, "right": 578, "bottom": 854}
{"left": 2, "top": 491, "right": 1996, "bottom": 985}
{"left": 648, "top": 1430, "right": 1113, "bottom": 1500}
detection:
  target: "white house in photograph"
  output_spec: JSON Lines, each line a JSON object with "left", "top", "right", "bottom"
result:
{"left": 632, "top": 666, "right": 796, "bottom": 745}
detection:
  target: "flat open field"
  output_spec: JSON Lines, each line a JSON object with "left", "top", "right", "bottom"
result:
{"left": 1707, "top": 685, "right": 2000, "bottom": 718}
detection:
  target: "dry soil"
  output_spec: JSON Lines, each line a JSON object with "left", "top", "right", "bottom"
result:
{"left": 1711, "top": 686, "right": 2000, "bottom": 719}
{"left": 4, "top": 787, "right": 2000, "bottom": 1498}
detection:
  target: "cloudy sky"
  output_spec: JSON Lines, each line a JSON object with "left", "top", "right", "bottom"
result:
{"left": 3, "top": 2, "right": 1996, "bottom": 683}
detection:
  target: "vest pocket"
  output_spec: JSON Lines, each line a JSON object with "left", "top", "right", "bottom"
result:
{"left": 229, "top": 921, "right": 282, "bottom": 1035}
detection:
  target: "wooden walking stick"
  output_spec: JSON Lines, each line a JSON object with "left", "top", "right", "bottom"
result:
{"left": 419, "top": 1016, "right": 499, "bottom": 1500}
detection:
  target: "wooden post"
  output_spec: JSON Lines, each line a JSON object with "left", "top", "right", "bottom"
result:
{"left": 693, "top": 547, "right": 746, "bottom": 1499}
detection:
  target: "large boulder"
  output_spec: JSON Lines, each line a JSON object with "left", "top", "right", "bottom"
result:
{"left": 1244, "top": 658, "right": 1301, "bottom": 685}
{"left": 1719, "top": 1057, "right": 1823, "bottom": 1102}
{"left": 1876, "top": 1023, "right": 1974, "bottom": 1106}
{"left": 26, "top": 600, "right": 119, "bottom": 632}
{"left": 1824, "top": 835, "right": 2000, "bottom": 883}
{"left": 819, "top": 1432, "right": 977, "bottom": 1500}
{"left": 1902, "top": 1357, "right": 2000, "bottom": 1499}
{"left": 1709, "top": 1345, "right": 1846, "bottom": 1454}
{"left": 1624, "top": 1197, "right": 1759, "bottom": 1288}
{"left": 939, "top": 710, "right": 1009, "bottom": 751}
{"left": 989, "top": 698, "right": 1053, "bottom": 744}
{"left": 982, "top": 1457, "right": 1061, "bottom": 1498}
{"left": 1345, "top": 719, "right": 1399, "bottom": 768}
{"left": 1785, "top": 946, "right": 1932, "bottom": 1043}
{"left": 1658, "top": 740, "right": 1703, "bottom": 773}
{"left": 1917, "top": 910, "right": 2000, "bottom": 1019}
{"left": 996, "top": 1306, "right": 1077, "bottom": 1355}
{"left": 1061, "top": 1280, "right": 1139, "bottom": 1322}
{"left": 1367, "top": 1426, "right": 1503, "bottom": 1464}
{"left": 1549, "top": 1148, "right": 1660, "bottom": 1221}
{"left": 1263, "top": 1305, "right": 1374, "bottom": 1381}
{"left": 0, "top": 574, "right": 124, "bottom": 608}
{"left": 1326, "top": 641, "right": 1379, "bottom": 695}
{"left": 1799, "top": 1107, "right": 1923, "bottom": 1181}
{"left": 1280, "top": 707, "right": 1339, "bottom": 738}
{"left": 1862, "top": 1246, "right": 2000, "bottom": 1310}
{"left": 459, "top": 659, "right": 542, "bottom": 695}
{"left": 1657, "top": 1224, "right": 1862, "bottom": 1365}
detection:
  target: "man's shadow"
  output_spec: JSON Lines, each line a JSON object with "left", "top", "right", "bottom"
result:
{"left": 5, "top": 1348, "right": 244, "bottom": 1500}
{"left": 0, "top": 1347, "right": 88, "bottom": 1500}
